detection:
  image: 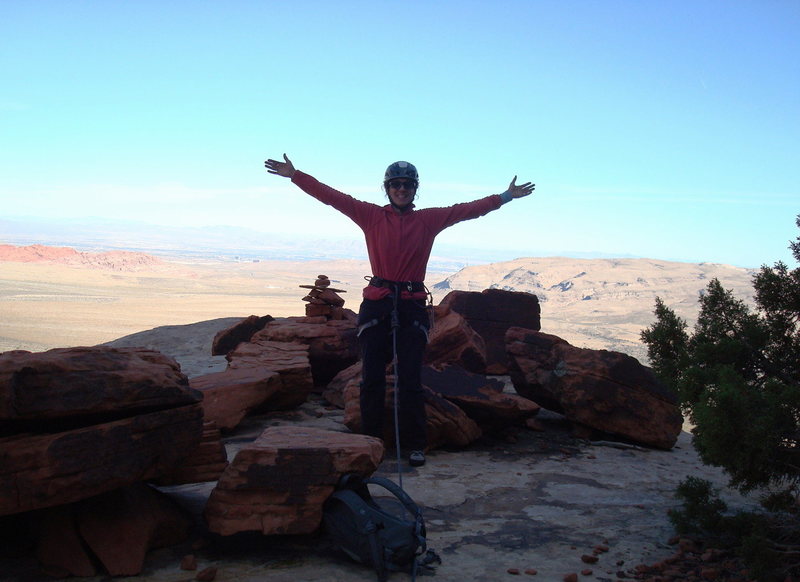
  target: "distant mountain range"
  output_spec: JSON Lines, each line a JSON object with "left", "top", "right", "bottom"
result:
{"left": 435, "top": 257, "right": 756, "bottom": 363}
{"left": 0, "top": 235, "right": 754, "bottom": 361}
{"left": 2, "top": 220, "right": 759, "bottom": 364}
{"left": 1, "top": 216, "right": 638, "bottom": 272}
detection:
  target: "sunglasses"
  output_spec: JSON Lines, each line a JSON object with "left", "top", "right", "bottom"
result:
{"left": 387, "top": 179, "right": 417, "bottom": 190}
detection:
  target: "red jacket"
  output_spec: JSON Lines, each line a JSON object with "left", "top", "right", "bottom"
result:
{"left": 292, "top": 171, "right": 504, "bottom": 298}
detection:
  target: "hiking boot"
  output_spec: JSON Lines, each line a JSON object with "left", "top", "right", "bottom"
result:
{"left": 408, "top": 450, "right": 426, "bottom": 467}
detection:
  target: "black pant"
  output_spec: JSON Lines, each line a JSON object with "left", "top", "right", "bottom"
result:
{"left": 357, "top": 297, "right": 429, "bottom": 451}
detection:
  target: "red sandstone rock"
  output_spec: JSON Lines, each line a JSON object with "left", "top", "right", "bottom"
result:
{"left": 254, "top": 317, "right": 358, "bottom": 386}
{"left": 181, "top": 554, "right": 198, "bottom": 570}
{"left": 154, "top": 421, "right": 229, "bottom": 485}
{"left": 190, "top": 367, "right": 283, "bottom": 430}
{"left": 76, "top": 484, "right": 191, "bottom": 576}
{"left": 341, "top": 376, "right": 482, "bottom": 449}
{"left": 0, "top": 346, "right": 198, "bottom": 423}
{"left": 439, "top": 289, "right": 541, "bottom": 374}
{"left": 204, "top": 426, "right": 383, "bottom": 536}
{"left": 421, "top": 365, "right": 539, "bottom": 432}
{"left": 37, "top": 484, "right": 191, "bottom": 577}
{"left": 211, "top": 315, "right": 274, "bottom": 356}
{"left": 0, "top": 346, "right": 203, "bottom": 516}
{"left": 424, "top": 305, "right": 488, "bottom": 373}
{"left": 322, "top": 361, "right": 363, "bottom": 409}
{"left": 226, "top": 340, "right": 313, "bottom": 410}
{"left": 1, "top": 404, "right": 203, "bottom": 516}
{"left": 36, "top": 504, "right": 98, "bottom": 577}
{"left": 506, "top": 328, "right": 683, "bottom": 449}
{"left": 563, "top": 574, "right": 578, "bottom": 582}
{"left": 196, "top": 566, "right": 217, "bottom": 581}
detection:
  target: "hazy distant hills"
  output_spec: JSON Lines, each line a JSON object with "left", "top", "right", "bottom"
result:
{"left": 1, "top": 224, "right": 758, "bottom": 364}
{"left": 0, "top": 244, "right": 166, "bottom": 271}
{"left": 433, "top": 257, "right": 756, "bottom": 363}
{"left": 1, "top": 216, "right": 635, "bottom": 271}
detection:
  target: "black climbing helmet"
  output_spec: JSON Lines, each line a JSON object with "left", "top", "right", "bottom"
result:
{"left": 384, "top": 161, "right": 419, "bottom": 186}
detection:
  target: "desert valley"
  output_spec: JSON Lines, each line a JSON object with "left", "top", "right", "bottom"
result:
{"left": 0, "top": 243, "right": 756, "bottom": 363}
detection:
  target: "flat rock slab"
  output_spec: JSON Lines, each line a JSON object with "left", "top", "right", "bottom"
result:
{"left": 1, "top": 404, "right": 204, "bottom": 516}
{"left": 190, "top": 367, "right": 283, "bottom": 431}
{"left": 204, "top": 426, "right": 383, "bottom": 536}
{"left": 226, "top": 340, "right": 313, "bottom": 410}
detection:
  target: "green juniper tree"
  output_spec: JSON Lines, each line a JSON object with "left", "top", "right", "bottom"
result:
{"left": 641, "top": 216, "right": 800, "bottom": 580}
{"left": 642, "top": 215, "right": 800, "bottom": 494}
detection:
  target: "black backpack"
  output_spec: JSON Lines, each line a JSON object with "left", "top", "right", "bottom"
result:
{"left": 323, "top": 473, "right": 438, "bottom": 581}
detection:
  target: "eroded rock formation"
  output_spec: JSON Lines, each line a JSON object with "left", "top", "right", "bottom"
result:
{"left": 505, "top": 327, "right": 682, "bottom": 449}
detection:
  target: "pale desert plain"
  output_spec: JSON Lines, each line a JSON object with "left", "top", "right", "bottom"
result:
{"left": 0, "top": 248, "right": 764, "bottom": 582}
{"left": 0, "top": 248, "right": 756, "bottom": 362}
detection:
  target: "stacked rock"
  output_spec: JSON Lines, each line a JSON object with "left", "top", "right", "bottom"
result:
{"left": 299, "top": 275, "right": 347, "bottom": 319}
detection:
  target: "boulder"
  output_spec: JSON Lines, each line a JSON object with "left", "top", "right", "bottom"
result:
{"left": 0, "top": 346, "right": 204, "bottom": 516}
{"left": 322, "top": 360, "right": 362, "bottom": 409}
{"left": 190, "top": 367, "right": 283, "bottom": 431}
{"left": 204, "top": 426, "right": 383, "bottom": 536}
{"left": 421, "top": 365, "right": 540, "bottom": 432}
{"left": 1, "top": 405, "right": 204, "bottom": 516}
{"left": 226, "top": 340, "right": 313, "bottom": 410}
{"left": 424, "top": 305, "right": 487, "bottom": 373}
{"left": 153, "top": 420, "right": 229, "bottom": 485}
{"left": 37, "top": 483, "right": 191, "bottom": 577}
{"left": 254, "top": 317, "right": 359, "bottom": 386}
{"left": 0, "top": 346, "right": 198, "bottom": 429}
{"left": 341, "top": 374, "right": 482, "bottom": 449}
{"left": 506, "top": 327, "right": 683, "bottom": 450}
{"left": 439, "top": 289, "right": 541, "bottom": 374}
{"left": 211, "top": 315, "right": 274, "bottom": 356}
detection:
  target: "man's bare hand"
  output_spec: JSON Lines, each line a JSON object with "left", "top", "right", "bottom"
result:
{"left": 264, "top": 154, "right": 296, "bottom": 178}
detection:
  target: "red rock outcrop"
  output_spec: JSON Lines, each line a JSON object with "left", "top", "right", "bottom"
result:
{"left": 153, "top": 420, "right": 228, "bottom": 485}
{"left": 421, "top": 365, "right": 540, "bottom": 432}
{"left": 0, "top": 244, "right": 164, "bottom": 271}
{"left": 190, "top": 366, "right": 283, "bottom": 431}
{"left": 226, "top": 339, "right": 313, "bottom": 410}
{"left": 204, "top": 426, "right": 383, "bottom": 536}
{"left": 254, "top": 317, "right": 359, "bottom": 387}
{"left": 505, "top": 327, "right": 683, "bottom": 449}
{"left": 339, "top": 369, "right": 483, "bottom": 449}
{"left": 0, "top": 347, "right": 204, "bottom": 516}
{"left": 439, "top": 289, "right": 541, "bottom": 374}
{"left": 211, "top": 314, "right": 274, "bottom": 356}
{"left": 0, "top": 346, "right": 196, "bottom": 423}
{"left": 321, "top": 360, "right": 362, "bottom": 409}
{"left": 36, "top": 483, "right": 191, "bottom": 577}
{"left": 424, "top": 304, "right": 488, "bottom": 373}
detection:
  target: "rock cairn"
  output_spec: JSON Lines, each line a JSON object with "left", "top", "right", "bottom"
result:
{"left": 299, "top": 275, "right": 347, "bottom": 319}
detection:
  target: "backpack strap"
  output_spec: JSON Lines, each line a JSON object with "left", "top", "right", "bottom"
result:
{"left": 364, "top": 476, "right": 422, "bottom": 519}
{"left": 364, "top": 476, "right": 427, "bottom": 555}
{"left": 364, "top": 519, "right": 388, "bottom": 582}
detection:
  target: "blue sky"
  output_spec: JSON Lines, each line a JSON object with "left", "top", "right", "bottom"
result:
{"left": 1, "top": 0, "right": 798, "bottom": 268}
